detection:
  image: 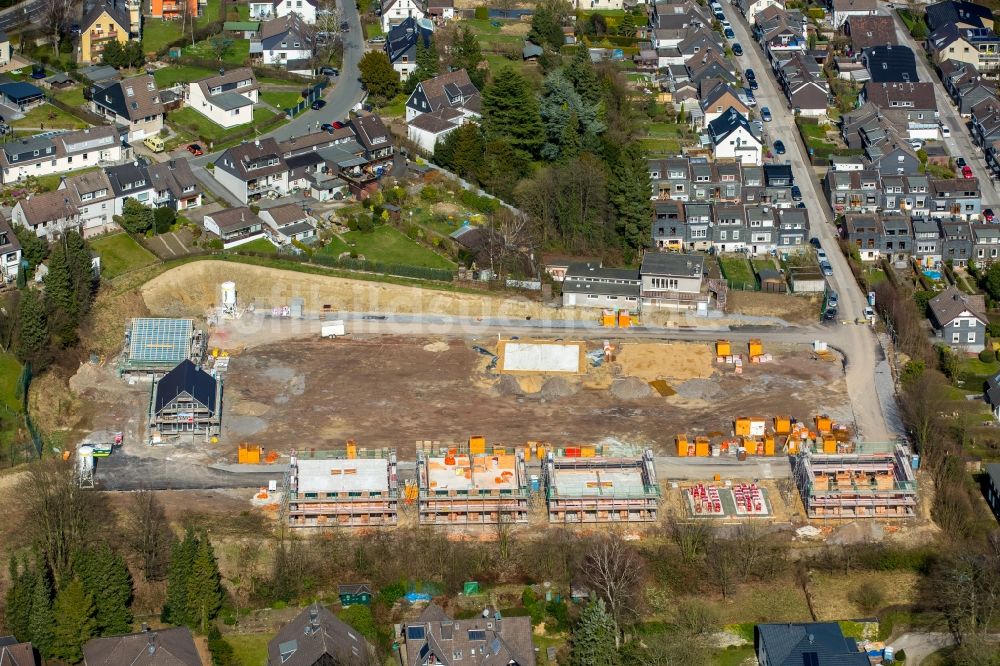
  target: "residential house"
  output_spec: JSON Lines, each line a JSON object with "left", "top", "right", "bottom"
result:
{"left": 0, "top": 82, "right": 43, "bottom": 112}
{"left": 913, "top": 218, "right": 942, "bottom": 267}
{"left": 380, "top": 0, "right": 424, "bottom": 32}
{"left": 700, "top": 81, "right": 750, "bottom": 127}
{"left": 755, "top": 622, "right": 870, "bottom": 666}
{"left": 929, "top": 25, "right": 1000, "bottom": 75}
{"left": 90, "top": 74, "right": 165, "bottom": 143}
{"left": 708, "top": 107, "right": 762, "bottom": 165}
{"left": 147, "top": 159, "right": 203, "bottom": 210}
{"left": 214, "top": 137, "right": 289, "bottom": 204}
{"left": 149, "top": 0, "right": 198, "bottom": 20}
{"left": 862, "top": 45, "right": 917, "bottom": 83}
{"left": 941, "top": 219, "right": 974, "bottom": 266}
{"left": 402, "top": 604, "right": 535, "bottom": 666}
{"left": 735, "top": 0, "right": 782, "bottom": 25}
{"left": 0, "top": 637, "right": 38, "bottom": 666}
{"left": 187, "top": 67, "right": 259, "bottom": 128}
{"left": 83, "top": 627, "right": 201, "bottom": 666}
{"left": 425, "top": 0, "right": 454, "bottom": 21}
{"left": 349, "top": 113, "right": 394, "bottom": 174}
{"left": 268, "top": 603, "right": 377, "bottom": 666}
{"left": 846, "top": 213, "right": 881, "bottom": 260}
{"left": 931, "top": 177, "right": 981, "bottom": 219}
{"left": 203, "top": 207, "right": 267, "bottom": 248}
{"left": 985, "top": 462, "right": 1000, "bottom": 515}
{"left": 59, "top": 170, "right": 117, "bottom": 237}
{"left": 254, "top": 14, "right": 314, "bottom": 74}
{"left": 861, "top": 81, "right": 939, "bottom": 140}
{"left": 973, "top": 223, "right": 1000, "bottom": 264}
{"left": 260, "top": 203, "right": 317, "bottom": 245}
{"left": 384, "top": 16, "right": 432, "bottom": 78}
{"left": 104, "top": 162, "right": 155, "bottom": 215}
{"left": 249, "top": 0, "right": 316, "bottom": 23}
{"left": 149, "top": 358, "right": 222, "bottom": 435}
{"left": 831, "top": 0, "right": 877, "bottom": 30}
{"left": 652, "top": 199, "right": 687, "bottom": 249}
{"left": 562, "top": 262, "right": 641, "bottom": 309}
{"left": 12, "top": 191, "right": 79, "bottom": 240}
{"left": 683, "top": 202, "right": 713, "bottom": 251}
{"left": 843, "top": 14, "right": 897, "bottom": 51}
{"left": 778, "top": 52, "right": 829, "bottom": 116}
{"left": 939, "top": 60, "right": 998, "bottom": 115}
{"left": 640, "top": 251, "right": 707, "bottom": 309}
{"left": 971, "top": 96, "right": 1000, "bottom": 149}
{"left": 713, "top": 204, "right": 747, "bottom": 253}
{"left": 925, "top": 0, "right": 993, "bottom": 32}
{"left": 824, "top": 168, "right": 882, "bottom": 214}
{"left": 776, "top": 208, "right": 809, "bottom": 253}
{"left": 79, "top": 0, "right": 132, "bottom": 64}
{"left": 338, "top": 584, "right": 373, "bottom": 606}
{"left": 928, "top": 285, "right": 987, "bottom": 352}
{"left": 0, "top": 219, "right": 22, "bottom": 283}
{"left": 755, "top": 7, "right": 807, "bottom": 66}
{"left": 0, "top": 126, "right": 124, "bottom": 185}
{"left": 405, "top": 68, "right": 480, "bottom": 151}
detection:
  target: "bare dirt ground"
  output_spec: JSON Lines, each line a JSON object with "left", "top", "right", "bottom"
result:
{"left": 727, "top": 291, "right": 823, "bottom": 324}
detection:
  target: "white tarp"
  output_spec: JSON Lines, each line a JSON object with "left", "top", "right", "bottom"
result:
{"left": 502, "top": 342, "right": 582, "bottom": 374}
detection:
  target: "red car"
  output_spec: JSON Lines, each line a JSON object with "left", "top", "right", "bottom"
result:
{"left": 186, "top": 143, "right": 204, "bottom": 156}
{"left": 962, "top": 164, "right": 973, "bottom": 179}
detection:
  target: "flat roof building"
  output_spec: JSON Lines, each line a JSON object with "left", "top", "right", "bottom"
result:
{"left": 121, "top": 317, "right": 204, "bottom": 373}
{"left": 286, "top": 450, "right": 399, "bottom": 527}
{"left": 417, "top": 450, "right": 530, "bottom": 525}
{"left": 544, "top": 450, "right": 660, "bottom": 523}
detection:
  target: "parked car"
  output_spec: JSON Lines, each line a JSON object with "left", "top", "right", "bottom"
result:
{"left": 311, "top": 99, "right": 327, "bottom": 110}
{"left": 907, "top": 138, "right": 924, "bottom": 150}
{"left": 186, "top": 143, "right": 203, "bottom": 156}
{"left": 70, "top": 23, "right": 81, "bottom": 35}
{"left": 797, "top": 202, "right": 806, "bottom": 208}
{"left": 823, "top": 306, "right": 838, "bottom": 321}
{"left": 749, "top": 78, "right": 758, "bottom": 90}
{"left": 722, "top": 20, "right": 731, "bottom": 28}
{"left": 340, "top": 20, "right": 349, "bottom": 30}
{"left": 321, "top": 123, "right": 335, "bottom": 133}
{"left": 319, "top": 66, "right": 338, "bottom": 76}
{"left": 715, "top": 10, "right": 725, "bottom": 20}
{"left": 773, "top": 139, "right": 785, "bottom": 154}
{"left": 791, "top": 185, "right": 802, "bottom": 201}
{"left": 732, "top": 42, "right": 743, "bottom": 55}
{"left": 962, "top": 164, "right": 974, "bottom": 178}
{"left": 864, "top": 306, "right": 875, "bottom": 322}
{"left": 744, "top": 89, "right": 757, "bottom": 106}
{"left": 761, "top": 106, "right": 772, "bottom": 122}
{"left": 332, "top": 120, "right": 344, "bottom": 129}
{"left": 956, "top": 157, "right": 967, "bottom": 168}
{"left": 751, "top": 120, "right": 764, "bottom": 135}
{"left": 368, "top": 36, "right": 386, "bottom": 44}
{"left": 940, "top": 123, "right": 951, "bottom": 137}
{"left": 724, "top": 27, "right": 735, "bottom": 38}
{"left": 816, "top": 248, "right": 827, "bottom": 261}
{"left": 820, "top": 260, "right": 833, "bottom": 276}
{"left": 810, "top": 236, "right": 821, "bottom": 248}
{"left": 827, "top": 291, "right": 839, "bottom": 308}
{"left": 984, "top": 208, "right": 995, "bottom": 222}
{"left": 745, "top": 68, "right": 756, "bottom": 81}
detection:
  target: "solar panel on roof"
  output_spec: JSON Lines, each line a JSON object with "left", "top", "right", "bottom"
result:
{"left": 406, "top": 626, "right": 425, "bottom": 640}
{"left": 128, "top": 318, "right": 193, "bottom": 364}
{"left": 468, "top": 630, "right": 486, "bottom": 641}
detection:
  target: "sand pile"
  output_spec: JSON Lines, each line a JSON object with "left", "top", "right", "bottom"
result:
{"left": 495, "top": 375, "right": 523, "bottom": 396}
{"left": 423, "top": 341, "right": 450, "bottom": 352}
{"left": 610, "top": 377, "right": 654, "bottom": 400}
{"left": 674, "top": 378, "right": 721, "bottom": 400}
{"left": 539, "top": 376, "right": 577, "bottom": 399}
{"left": 517, "top": 376, "right": 544, "bottom": 393}
{"left": 615, "top": 342, "right": 713, "bottom": 382}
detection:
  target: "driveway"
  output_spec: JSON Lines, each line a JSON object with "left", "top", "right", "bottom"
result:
{"left": 890, "top": 12, "right": 1000, "bottom": 204}
{"left": 723, "top": 3, "right": 896, "bottom": 442}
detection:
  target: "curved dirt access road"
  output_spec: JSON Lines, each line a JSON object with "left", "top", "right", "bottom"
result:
{"left": 723, "top": 2, "right": 896, "bottom": 443}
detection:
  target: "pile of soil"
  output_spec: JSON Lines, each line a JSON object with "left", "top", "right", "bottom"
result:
{"left": 539, "top": 376, "right": 577, "bottom": 399}
{"left": 610, "top": 376, "right": 654, "bottom": 400}
{"left": 674, "top": 378, "right": 722, "bottom": 400}
{"left": 495, "top": 375, "right": 524, "bottom": 396}
{"left": 423, "top": 341, "right": 450, "bottom": 353}
{"left": 615, "top": 342, "right": 713, "bottom": 381}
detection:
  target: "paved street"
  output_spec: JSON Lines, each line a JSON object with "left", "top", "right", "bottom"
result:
{"left": 0, "top": 0, "right": 46, "bottom": 31}
{"left": 890, "top": 10, "right": 1000, "bottom": 205}
{"left": 723, "top": 2, "right": 897, "bottom": 442}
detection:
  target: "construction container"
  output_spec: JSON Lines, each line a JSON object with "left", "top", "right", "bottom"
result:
{"left": 601, "top": 310, "right": 616, "bottom": 327}
{"left": 786, "top": 437, "right": 799, "bottom": 455}
{"left": 618, "top": 311, "right": 631, "bottom": 328}
{"left": 822, "top": 435, "right": 836, "bottom": 454}
{"left": 734, "top": 417, "right": 751, "bottom": 437}
{"left": 774, "top": 416, "right": 791, "bottom": 434}
{"left": 763, "top": 435, "right": 775, "bottom": 456}
{"left": 346, "top": 439, "right": 357, "bottom": 459}
{"left": 676, "top": 435, "right": 689, "bottom": 457}
{"left": 581, "top": 446, "right": 596, "bottom": 458}
{"left": 565, "top": 447, "right": 581, "bottom": 458}
{"left": 749, "top": 418, "right": 766, "bottom": 437}
{"left": 492, "top": 446, "right": 506, "bottom": 455}
{"left": 469, "top": 436, "right": 486, "bottom": 455}
{"left": 695, "top": 437, "right": 710, "bottom": 457}
{"left": 716, "top": 339, "right": 731, "bottom": 357}
{"left": 238, "top": 443, "right": 262, "bottom": 464}
{"left": 537, "top": 445, "right": 546, "bottom": 459}
{"left": 748, "top": 338, "right": 763, "bottom": 357}
{"left": 815, "top": 415, "right": 832, "bottom": 433}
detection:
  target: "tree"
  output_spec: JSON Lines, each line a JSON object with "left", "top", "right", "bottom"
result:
{"left": 358, "top": 51, "right": 400, "bottom": 103}
{"left": 64, "top": 231, "right": 95, "bottom": 323}
{"left": 15, "top": 289, "right": 49, "bottom": 367}
{"left": 186, "top": 535, "right": 223, "bottom": 633}
{"left": 154, "top": 207, "right": 177, "bottom": 235}
{"left": 118, "top": 198, "right": 155, "bottom": 235}
{"left": 434, "top": 121, "right": 485, "bottom": 180}
{"left": 210, "top": 36, "right": 235, "bottom": 62}
{"left": 50, "top": 577, "right": 97, "bottom": 664}
{"left": 569, "top": 599, "right": 618, "bottom": 666}
{"left": 930, "top": 543, "right": 1000, "bottom": 645}
{"left": 124, "top": 40, "right": 146, "bottom": 68}
{"left": 41, "top": 0, "right": 73, "bottom": 52}
{"left": 13, "top": 225, "right": 48, "bottom": 271}
{"left": 663, "top": 511, "right": 710, "bottom": 563}
{"left": 529, "top": 0, "right": 570, "bottom": 50}
{"left": 101, "top": 39, "right": 125, "bottom": 68}
{"left": 404, "top": 37, "right": 439, "bottom": 93}
{"left": 76, "top": 545, "right": 133, "bottom": 636}
{"left": 28, "top": 567, "right": 54, "bottom": 657}
{"left": 607, "top": 144, "right": 652, "bottom": 254}
{"left": 539, "top": 70, "right": 604, "bottom": 161}
{"left": 617, "top": 12, "right": 636, "bottom": 37}
{"left": 450, "top": 27, "right": 484, "bottom": 89}
{"left": 124, "top": 488, "right": 172, "bottom": 581}
{"left": 580, "top": 535, "right": 642, "bottom": 646}
{"left": 850, "top": 581, "right": 884, "bottom": 614}
{"left": 5, "top": 556, "right": 34, "bottom": 641}
{"left": 482, "top": 68, "right": 544, "bottom": 159}
{"left": 163, "top": 530, "right": 198, "bottom": 626}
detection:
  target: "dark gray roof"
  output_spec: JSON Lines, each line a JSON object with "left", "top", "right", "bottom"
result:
{"left": 926, "top": 0, "right": 993, "bottom": 30}
{"left": 266, "top": 603, "right": 375, "bottom": 666}
{"left": 756, "top": 622, "right": 870, "bottom": 666}
{"left": 863, "top": 45, "right": 917, "bottom": 83}
{"left": 338, "top": 583, "right": 372, "bottom": 595}
{"left": 82, "top": 627, "right": 200, "bottom": 666}
{"left": 403, "top": 607, "right": 535, "bottom": 666}
{"left": 562, "top": 279, "right": 641, "bottom": 297}
{"left": 640, "top": 252, "right": 704, "bottom": 278}
{"left": 565, "top": 261, "right": 639, "bottom": 282}
{"left": 208, "top": 91, "right": 253, "bottom": 111}
{"left": 154, "top": 359, "right": 217, "bottom": 415}
{"left": 927, "top": 286, "right": 987, "bottom": 327}
{"left": 708, "top": 107, "right": 756, "bottom": 142}
{"left": 986, "top": 462, "right": 1000, "bottom": 491}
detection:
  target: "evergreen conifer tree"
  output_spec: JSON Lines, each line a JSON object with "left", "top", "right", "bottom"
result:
{"left": 569, "top": 599, "right": 619, "bottom": 666}
{"left": 163, "top": 530, "right": 197, "bottom": 626}
{"left": 27, "top": 566, "right": 54, "bottom": 657}
{"left": 77, "top": 545, "right": 133, "bottom": 636}
{"left": 50, "top": 577, "right": 97, "bottom": 664}
{"left": 5, "top": 556, "right": 34, "bottom": 641}
{"left": 185, "top": 536, "right": 223, "bottom": 634}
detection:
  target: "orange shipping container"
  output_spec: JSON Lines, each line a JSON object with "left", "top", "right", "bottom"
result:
{"left": 602, "top": 311, "right": 616, "bottom": 327}
{"left": 823, "top": 436, "right": 836, "bottom": 454}
{"left": 695, "top": 437, "right": 710, "bottom": 457}
{"left": 815, "top": 415, "right": 832, "bottom": 433}
{"left": 581, "top": 446, "right": 596, "bottom": 458}
{"left": 748, "top": 338, "right": 763, "bottom": 357}
{"left": 774, "top": 416, "right": 791, "bottom": 434}
{"left": 676, "top": 435, "right": 688, "bottom": 457}
{"left": 716, "top": 340, "right": 731, "bottom": 356}
{"left": 735, "top": 417, "right": 751, "bottom": 437}
{"left": 764, "top": 435, "right": 775, "bottom": 456}
{"left": 469, "top": 436, "right": 486, "bottom": 454}
{"left": 618, "top": 311, "right": 631, "bottom": 328}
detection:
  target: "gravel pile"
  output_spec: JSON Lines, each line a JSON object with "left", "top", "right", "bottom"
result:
{"left": 539, "top": 376, "right": 577, "bottom": 399}
{"left": 610, "top": 376, "right": 654, "bottom": 400}
{"left": 674, "top": 378, "right": 721, "bottom": 400}
{"left": 495, "top": 375, "right": 524, "bottom": 396}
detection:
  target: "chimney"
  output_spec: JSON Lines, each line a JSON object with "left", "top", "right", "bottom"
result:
{"left": 309, "top": 607, "right": 319, "bottom": 628}
{"left": 219, "top": 67, "right": 225, "bottom": 77}
{"left": 141, "top": 623, "right": 149, "bottom": 632}
{"left": 147, "top": 632, "right": 157, "bottom": 655}
{"left": 808, "top": 633, "right": 815, "bottom": 645}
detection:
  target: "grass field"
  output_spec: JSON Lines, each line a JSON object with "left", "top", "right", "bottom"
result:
{"left": 225, "top": 632, "right": 272, "bottom": 666}
{"left": 12, "top": 104, "right": 88, "bottom": 130}
{"left": 0, "top": 353, "right": 23, "bottom": 413}
{"left": 169, "top": 107, "right": 280, "bottom": 143}
{"left": 52, "top": 86, "right": 86, "bottom": 108}
{"left": 238, "top": 237, "right": 279, "bottom": 254}
{"left": 319, "top": 226, "right": 456, "bottom": 269}
{"left": 142, "top": 0, "right": 221, "bottom": 52}
{"left": 260, "top": 91, "right": 303, "bottom": 110}
{"left": 154, "top": 65, "right": 218, "bottom": 89}
{"left": 35, "top": 166, "right": 100, "bottom": 192}
{"left": 90, "top": 233, "right": 158, "bottom": 279}
{"left": 183, "top": 38, "right": 251, "bottom": 65}
{"left": 719, "top": 255, "right": 757, "bottom": 290}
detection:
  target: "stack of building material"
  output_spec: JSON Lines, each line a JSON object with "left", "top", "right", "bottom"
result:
{"left": 732, "top": 483, "right": 765, "bottom": 515}
{"left": 689, "top": 483, "right": 724, "bottom": 515}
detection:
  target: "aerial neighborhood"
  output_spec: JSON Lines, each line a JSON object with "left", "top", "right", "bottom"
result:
{"left": 0, "top": 0, "right": 999, "bottom": 664}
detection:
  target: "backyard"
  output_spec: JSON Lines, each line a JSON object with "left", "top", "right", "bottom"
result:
{"left": 183, "top": 38, "right": 251, "bottom": 66}
{"left": 260, "top": 91, "right": 303, "bottom": 110}
{"left": 796, "top": 118, "right": 846, "bottom": 160}
{"left": 641, "top": 122, "right": 692, "bottom": 156}
{"left": 90, "top": 233, "right": 159, "bottom": 279}
{"left": 12, "top": 104, "right": 88, "bottom": 130}
{"left": 168, "top": 107, "right": 282, "bottom": 145}
{"left": 719, "top": 254, "right": 757, "bottom": 290}
{"left": 51, "top": 86, "right": 87, "bottom": 108}
{"left": 142, "top": 0, "right": 222, "bottom": 53}
{"left": 318, "top": 225, "right": 456, "bottom": 270}
{"left": 35, "top": 166, "right": 100, "bottom": 192}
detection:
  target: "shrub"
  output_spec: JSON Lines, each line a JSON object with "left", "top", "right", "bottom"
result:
{"left": 420, "top": 185, "right": 441, "bottom": 202}
{"left": 206, "top": 238, "right": 223, "bottom": 250}
{"left": 980, "top": 349, "right": 994, "bottom": 363}
{"left": 806, "top": 7, "right": 825, "bottom": 18}
{"left": 849, "top": 582, "right": 884, "bottom": 614}
{"left": 474, "top": 5, "right": 488, "bottom": 19}
{"left": 206, "top": 162, "right": 215, "bottom": 170}
{"left": 249, "top": 204, "right": 260, "bottom": 215}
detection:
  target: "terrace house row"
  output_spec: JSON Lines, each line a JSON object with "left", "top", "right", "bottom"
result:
{"left": 647, "top": 158, "right": 799, "bottom": 209}
{"left": 752, "top": 6, "right": 808, "bottom": 69}
{"left": 824, "top": 169, "right": 982, "bottom": 220}
{"left": 651, "top": 200, "right": 809, "bottom": 256}
{"left": 844, "top": 214, "right": 1000, "bottom": 267}
{"left": 939, "top": 59, "right": 998, "bottom": 116}
{"left": 0, "top": 126, "right": 127, "bottom": 185}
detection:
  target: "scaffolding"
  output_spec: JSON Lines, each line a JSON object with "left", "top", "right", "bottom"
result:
{"left": 119, "top": 318, "right": 206, "bottom": 375}
{"left": 794, "top": 442, "right": 918, "bottom": 519}
{"left": 544, "top": 450, "right": 660, "bottom": 523}
{"left": 416, "top": 450, "right": 530, "bottom": 525}
{"left": 285, "top": 449, "right": 399, "bottom": 527}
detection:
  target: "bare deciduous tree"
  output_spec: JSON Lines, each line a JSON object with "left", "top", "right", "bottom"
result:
{"left": 931, "top": 545, "right": 1000, "bottom": 644}
{"left": 663, "top": 510, "right": 710, "bottom": 564}
{"left": 580, "top": 533, "right": 643, "bottom": 646}
{"left": 41, "top": 0, "right": 73, "bottom": 52}
{"left": 483, "top": 208, "right": 536, "bottom": 280}
{"left": 123, "top": 488, "right": 172, "bottom": 581}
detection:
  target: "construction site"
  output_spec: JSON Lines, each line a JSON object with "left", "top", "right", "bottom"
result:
{"left": 544, "top": 449, "right": 660, "bottom": 523}
{"left": 415, "top": 443, "right": 531, "bottom": 525}
{"left": 285, "top": 445, "right": 400, "bottom": 527}
{"left": 119, "top": 317, "right": 206, "bottom": 375}
{"left": 794, "top": 442, "right": 918, "bottom": 519}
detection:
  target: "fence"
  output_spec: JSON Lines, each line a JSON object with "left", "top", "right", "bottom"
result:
{"left": 284, "top": 79, "right": 328, "bottom": 118}
{"left": 0, "top": 362, "right": 41, "bottom": 468}
{"left": 47, "top": 95, "right": 107, "bottom": 127}
{"left": 230, "top": 249, "right": 455, "bottom": 282}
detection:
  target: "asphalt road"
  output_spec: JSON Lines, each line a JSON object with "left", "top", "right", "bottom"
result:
{"left": 0, "top": 0, "right": 46, "bottom": 31}
{"left": 724, "top": 2, "right": 896, "bottom": 442}
{"left": 890, "top": 10, "right": 1000, "bottom": 205}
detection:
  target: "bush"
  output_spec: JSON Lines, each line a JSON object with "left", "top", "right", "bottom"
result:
{"left": 206, "top": 239, "right": 223, "bottom": 250}
{"left": 420, "top": 185, "right": 441, "bottom": 202}
{"left": 849, "top": 582, "right": 884, "bottom": 614}
{"left": 806, "top": 7, "right": 825, "bottom": 18}
{"left": 207, "top": 627, "right": 237, "bottom": 666}
{"left": 980, "top": 349, "right": 995, "bottom": 363}
{"left": 474, "top": 5, "right": 488, "bottom": 19}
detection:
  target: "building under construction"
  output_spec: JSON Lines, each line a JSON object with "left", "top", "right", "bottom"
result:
{"left": 416, "top": 450, "right": 530, "bottom": 525}
{"left": 285, "top": 448, "right": 399, "bottom": 527}
{"left": 544, "top": 450, "right": 660, "bottom": 523}
{"left": 120, "top": 318, "right": 205, "bottom": 375}
{"left": 794, "top": 442, "right": 917, "bottom": 519}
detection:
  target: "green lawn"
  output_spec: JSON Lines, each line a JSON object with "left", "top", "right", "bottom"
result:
{"left": 260, "top": 91, "right": 303, "bottom": 110}
{"left": 319, "top": 226, "right": 456, "bottom": 269}
{"left": 641, "top": 138, "right": 683, "bottom": 155}
{"left": 238, "top": 237, "right": 278, "bottom": 254}
{"left": 752, "top": 258, "right": 777, "bottom": 273}
{"left": 141, "top": 0, "right": 221, "bottom": 57}
{"left": 0, "top": 352, "right": 23, "bottom": 413}
{"left": 183, "top": 38, "right": 251, "bottom": 65}
{"left": 225, "top": 632, "right": 273, "bottom": 666}
{"left": 362, "top": 20, "right": 383, "bottom": 37}
{"left": 484, "top": 54, "right": 528, "bottom": 75}
{"left": 712, "top": 645, "right": 756, "bottom": 666}
{"left": 719, "top": 255, "right": 757, "bottom": 290}
{"left": 154, "top": 65, "right": 218, "bottom": 88}
{"left": 35, "top": 166, "right": 100, "bottom": 192}
{"left": 377, "top": 93, "right": 407, "bottom": 118}
{"left": 168, "top": 106, "right": 280, "bottom": 144}
{"left": 11, "top": 104, "right": 88, "bottom": 130}
{"left": 52, "top": 86, "right": 86, "bottom": 108}
{"left": 90, "top": 233, "right": 158, "bottom": 279}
